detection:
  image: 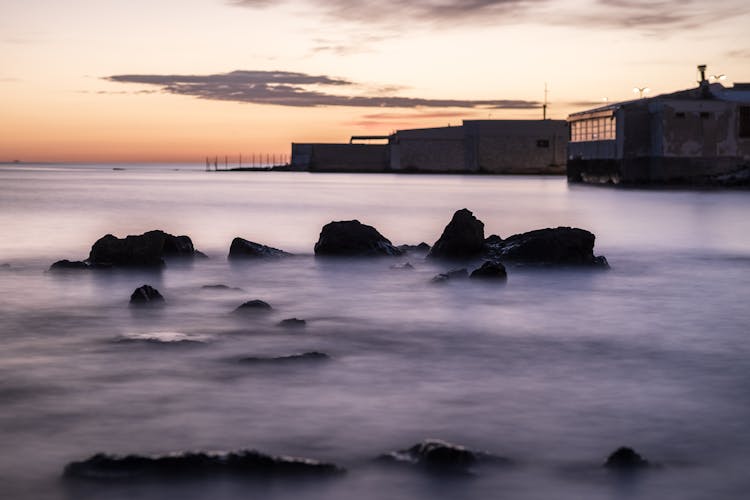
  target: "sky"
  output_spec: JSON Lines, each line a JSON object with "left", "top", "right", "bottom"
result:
{"left": 1, "top": 0, "right": 749, "bottom": 163}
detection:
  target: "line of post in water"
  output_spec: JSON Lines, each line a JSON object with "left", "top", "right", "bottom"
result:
{"left": 205, "top": 153, "right": 291, "bottom": 171}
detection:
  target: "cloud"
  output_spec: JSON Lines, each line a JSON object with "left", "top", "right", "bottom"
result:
{"left": 106, "top": 70, "right": 539, "bottom": 109}
{"left": 727, "top": 49, "right": 750, "bottom": 59}
{"left": 231, "top": 0, "right": 749, "bottom": 32}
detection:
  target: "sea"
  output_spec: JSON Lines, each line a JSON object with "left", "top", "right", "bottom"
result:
{"left": 0, "top": 163, "right": 748, "bottom": 500}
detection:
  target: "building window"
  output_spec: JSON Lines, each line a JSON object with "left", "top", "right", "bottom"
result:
{"left": 537, "top": 139, "right": 550, "bottom": 148}
{"left": 740, "top": 106, "right": 750, "bottom": 138}
{"left": 569, "top": 115, "right": 616, "bottom": 142}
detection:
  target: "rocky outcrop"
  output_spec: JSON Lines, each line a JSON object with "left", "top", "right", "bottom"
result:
{"left": 469, "top": 261, "right": 507, "bottom": 281}
{"left": 379, "top": 439, "right": 510, "bottom": 472}
{"left": 129, "top": 285, "right": 165, "bottom": 305}
{"left": 49, "top": 260, "right": 90, "bottom": 272}
{"left": 278, "top": 318, "right": 306, "bottom": 328}
{"left": 428, "top": 209, "right": 485, "bottom": 259}
{"left": 398, "top": 242, "right": 431, "bottom": 254}
{"left": 234, "top": 300, "right": 273, "bottom": 313}
{"left": 314, "top": 220, "right": 402, "bottom": 257}
{"left": 228, "top": 238, "right": 292, "bottom": 259}
{"left": 239, "top": 352, "right": 329, "bottom": 364}
{"left": 63, "top": 450, "right": 345, "bottom": 479}
{"left": 486, "top": 227, "right": 608, "bottom": 267}
{"left": 88, "top": 230, "right": 202, "bottom": 267}
{"left": 603, "top": 447, "right": 650, "bottom": 470}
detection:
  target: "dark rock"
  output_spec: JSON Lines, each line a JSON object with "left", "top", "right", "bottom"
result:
{"left": 469, "top": 261, "right": 507, "bottom": 281}
{"left": 391, "top": 262, "right": 415, "bottom": 270}
{"left": 88, "top": 230, "right": 201, "bottom": 268}
{"left": 63, "top": 450, "right": 345, "bottom": 480}
{"left": 604, "top": 447, "right": 650, "bottom": 470}
{"left": 379, "top": 439, "right": 510, "bottom": 472}
{"left": 1, "top": 263, "right": 11, "bottom": 269}
{"left": 314, "top": 220, "right": 402, "bottom": 257}
{"left": 484, "top": 234, "right": 503, "bottom": 246}
{"left": 398, "top": 242, "right": 431, "bottom": 254}
{"left": 239, "top": 352, "right": 330, "bottom": 364}
{"left": 202, "top": 284, "right": 244, "bottom": 292}
{"left": 431, "top": 268, "right": 468, "bottom": 283}
{"left": 278, "top": 318, "right": 306, "bottom": 328}
{"left": 228, "top": 237, "right": 292, "bottom": 259}
{"left": 129, "top": 285, "right": 165, "bottom": 305}
{"left": 489, "top": 227, "right": 608, "bottom": 266}
{"left": 428, "top": 209, "right": 485, "bottom": 259}
{"left": 234, "top": 300, "right": 272, "bottom": 313}
{"left": 49, "top": 260, "right": 90, "bottom": 272}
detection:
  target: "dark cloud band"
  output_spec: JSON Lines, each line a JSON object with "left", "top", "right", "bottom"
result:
{"left": 106, "top": 70, "right": 539, "bottom": 109}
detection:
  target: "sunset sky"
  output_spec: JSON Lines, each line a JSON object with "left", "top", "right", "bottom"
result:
{"left": 2, "top": 0, "right": 749, "bottom": 163}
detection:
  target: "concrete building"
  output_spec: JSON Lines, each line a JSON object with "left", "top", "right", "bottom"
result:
{"left": 567, "top": 68, "right": 750, "bottom": 185}
{"left": 291, "top": 120, "right": 568, "bottom": 174}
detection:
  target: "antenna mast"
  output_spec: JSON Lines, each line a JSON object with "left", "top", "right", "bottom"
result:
{"left": 543, "top": 83, "right": 548, "bottom": 120}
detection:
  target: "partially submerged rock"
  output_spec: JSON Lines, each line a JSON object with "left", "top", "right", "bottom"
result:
{"left": 428, "top": 209, "right": 485, "bottom": 259}
{"left": 234, "top": 300, "right": 273, "bottom": 313}
{"left": 129, "top": 285, "right": 165, "bottom": 305}
{"left": 604, "top": 447, "right": 650, "bottom": 470}
{"left": 63, "top": 450, "right": 345, "bottom": 479}
{"left": 431, "top": 268, "right": 468, "bottom": 283}
{"left": 228, "top": 237, "right": 293, "bottom": 259}
{"left": 379, "top": 439, "right": 510, "bottom": 472}
{"left": 89, "top": 230, "right": 202, "bottom": 267}
{"left": 201, "top": 284, "right": 244, "bottom": 292}
{"left": 398, "top": 242, "right": 431, "bottom": 254}
{"left": 49, "top": 259, "right": 90, "bottom": 272}
{"left": 314, "top": 220, "right": 402, "bottom": 257}
{"left": 278, "top": 318, "right": 306, "bottom": 328}
{"left": 486, "top": 227, "right": 608, "bottom": 267}
{"left": 469, "top": 261, "right": 507, "bottom": 281}
{"left": 391, "top": 262, "right": 415, "bottom": 270}
{"left": 239, "top": 352, "right": 330, "bottom": 364}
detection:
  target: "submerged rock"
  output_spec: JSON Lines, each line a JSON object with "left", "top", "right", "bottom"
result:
{"left": 234, "top": 300, "right": 273, "bottom": 313}
{"left": 278, "top": 318, "right": 306, "bottom": 328}
{"left": 398, "top": 242, "right": 431, "bottom": 254}
{"left": 379, "top": 439, "right": 510, "bottom": 472}
{"left": 88, "top": 230, "right": 202, "bottom": 267}
{"left": 431, "top": 268, "right": 468, "bottom": 283}
{"left": 201, "top": 284, "right": 244, "bottom": 292}
{"left": 239, "top": 352, "right": 330, "bottom": 364}
{"left": 129, "top": 285, "right": 165, "bottom": 305}
{"left": 228, "top": 237, "right": 293, "bottom": 259}
{"left": 391, "top": 262, "right": 415, "bottom": 270}
{"left": 604, "top": 447, "right": 650, "bottom": 470}
{"left": 49, "top": 260, "right": 90, "bottom": 272}
{"left": 487, "top": 227, "right": 608, "bottom": 267}
{"left": 428, "top": 209, "right": 485, "bottom": 259}
{"left": 314, "top": 220, "right": 402, "bottom": 257}
{"left": 469, "top": 261, "right": 507, "bottom": 281}
{"left": 63, "top": 450, "right": 345, "bottom": 479}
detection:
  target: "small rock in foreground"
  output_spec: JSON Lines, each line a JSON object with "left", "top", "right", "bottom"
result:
{"left": 314, "top": 220, "right": 402, "bottom": 257}
{"left": 49, "top": 260, "right": 90, "bottom": 272}
{"left": 379, "top": 439, "right": 510, "bottom": 472}
{"left": 234, "top": 300, "right": 273, "bottom": 313}
{"left": 428, "top": 209, "right": 485, "bottom": 259}
{"left": 278, "top": 318, "right": 306, "bottom": 328}
{"left": 469, "top": 261, "right": 507, "bottom": 281}
{"left": 228, "top": 237, "right": 293, "bottom": 259}
{"left": 129, "top": 285, "right": 165, "bottom": 305}
{"left": 239, "top": 352, "right": 330, "bottom": 364}
{"left": 604, "top": 447, "right": 650, "bottom": 470}
{"left": 431, "top": 268, "right": 468, "bottom": 283}
{"left": 63, "top": 450, "right": 345, "bottom": 479}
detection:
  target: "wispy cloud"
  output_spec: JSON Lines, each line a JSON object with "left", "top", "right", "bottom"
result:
{"left": 727, "top": 49, "right": 750, "bottom": 59}
{"left": 231, "top": 0, "right": 749, "bottom": 32}
{"left": 106, "top": 70, "right": 539, "bottom": 109}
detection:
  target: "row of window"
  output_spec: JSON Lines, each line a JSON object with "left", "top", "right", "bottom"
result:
{"left": 569, "top": 117, "right": 616, "bottom": 143}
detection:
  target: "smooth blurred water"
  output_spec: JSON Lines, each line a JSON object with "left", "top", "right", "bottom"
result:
{"left": 1, "top": 164, "right": 749, "bottom": 500}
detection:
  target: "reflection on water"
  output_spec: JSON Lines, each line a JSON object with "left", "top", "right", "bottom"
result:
{"left": 1, "top": 165, "right": 749, "bottom": 499}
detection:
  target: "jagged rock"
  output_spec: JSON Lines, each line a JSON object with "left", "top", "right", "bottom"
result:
{"left": 314, "top": 220, "right": 402, "bottom": 257}
{"left": 398, "top": 242, "right": 431, "bottom": 254}
{"left": 488, "top": 227, "right": 608, "bottom": 267}
{"left": 202, "top": 284, "right": 244, "bottom": 292}
{"left": 484, "top": 234, "right": 503, "bottom": 246}
{"left": 228, "top": 237, "right": 292, "bottom": 259}
{"left": 428, "top": 209, "right": 485, "bottom": 259}
{"left": 469, "top": 261, "right": 507, "bottom": 281}
{"left": 239, "top": 352, "right": 329, "bottom": 364}
{"left": 431, "top": 268, "right": 468, "bottom": 283}
{"left": 604, "top": 447, "right": 650, "bottom": 470}
{"left": 379, "top": 439, "right": 510, "bottom": 472}
{"left": 49, "top": 260, "right": 90, "bottom": 271}
{"left": 88, "top": 230, "right": 202, "bottom": 267}
{"left": 63, "top": 450, "right": 345, "bottom": 479}
{"left": 278, "top": 318, "right": 306, "bottom": 328}
{"left": 234, "top": 300, "right": 272, "bottom": 313}
{"left": 129, "top": 285, "right": 165, "bottom": 305}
